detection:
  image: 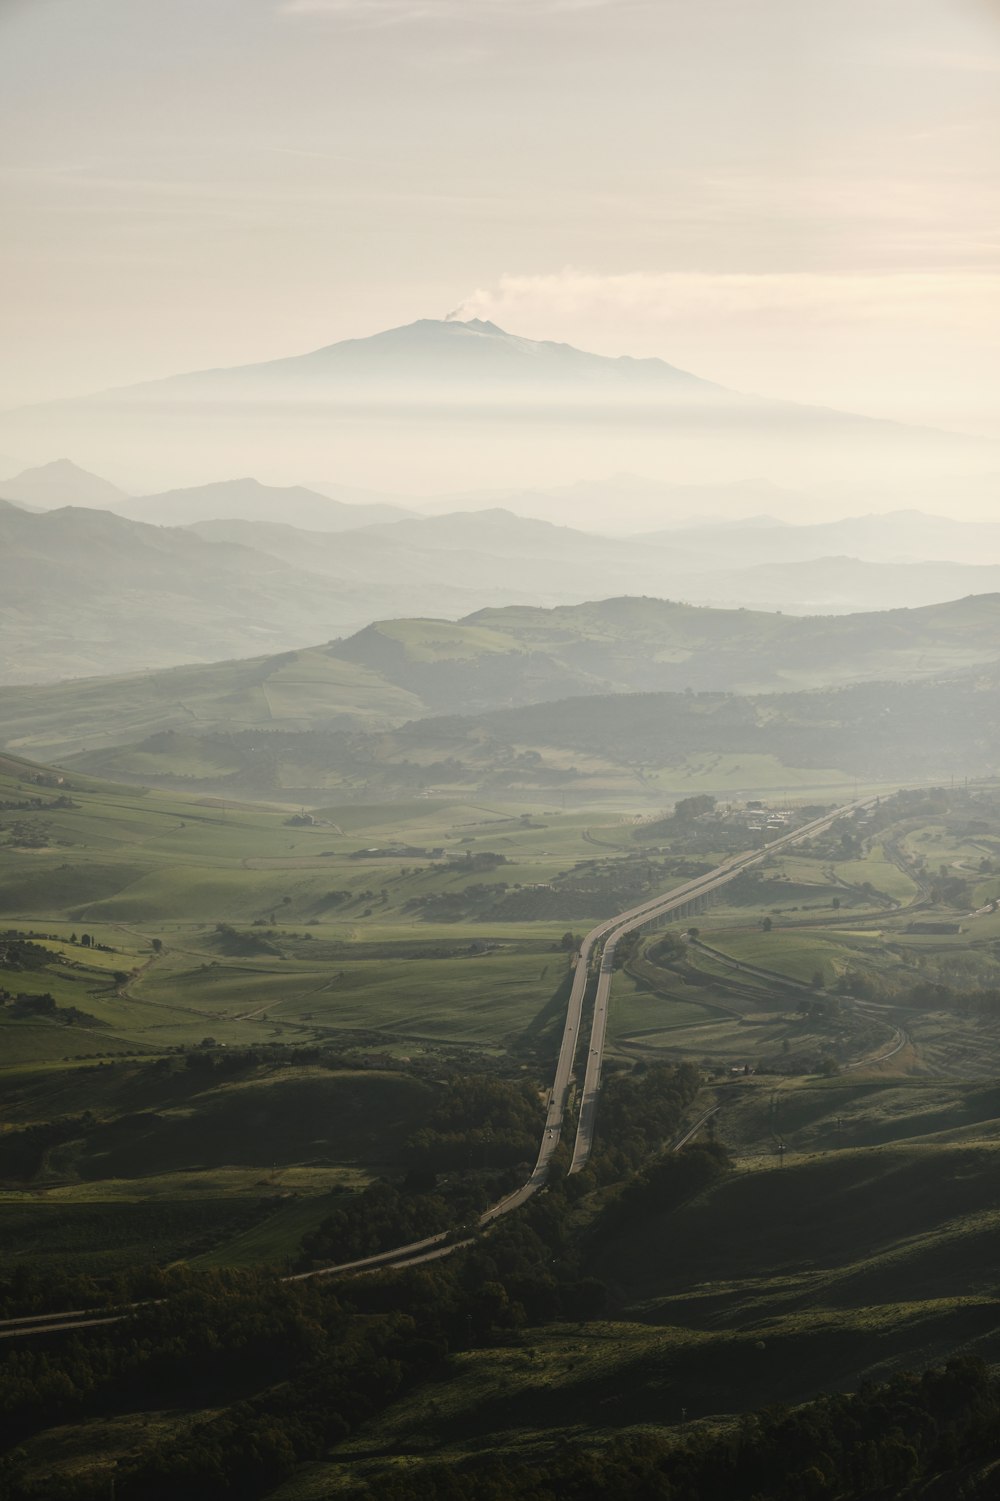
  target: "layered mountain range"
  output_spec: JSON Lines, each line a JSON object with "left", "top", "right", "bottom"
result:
{"left": 4, "top": 458, "right": 1000, "bottom": 683}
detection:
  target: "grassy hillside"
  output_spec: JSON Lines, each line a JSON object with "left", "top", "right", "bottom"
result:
{"left": 0, "top": 752, "right": 612, "bottom": 1064}
{"left": 258, "top": 1092, "right": 1000, "bottom": 1496}
{"left": 0, "top": 1058, "right": 432, "bottom": 1284}
{"left": 45, "top": 657, "right": 1000, "bottom": 803}
{"left": 395, "top": 590, "right": 1000, "bottom": 684}
{"left": 335, "top": 593, "right": 1000, "bottom": 712}
{"left": 5, "top": 593, "right": 1000, "bottom": 766}
{"left": 601, "top": 1133, "right": 1000, "bottom": 1359}
{"left": 0, "top": 646, "right": 426, "bottom": 761}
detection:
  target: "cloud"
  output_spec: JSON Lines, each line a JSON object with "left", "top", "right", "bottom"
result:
{"left": 445, "top": 268, "right": 1000, "bottom": 428}
{"left": 448, "top": 268, "right": 1000, "bottom": 335}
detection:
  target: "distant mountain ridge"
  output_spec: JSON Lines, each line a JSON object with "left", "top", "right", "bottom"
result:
{"left": 1, "top": 458, "right": 129, "bottom": 512}
{"left": 120, "top": 476, "right": 415, "bottom": 530}
{"left": 637, "top": 508, "right": 1000, "bottom": 567}
{"left": 9, "top": 482, "right": 1000, "bottom": 683}
{"left": 0, "top": 462, "right": 415, "bottom": 532}
{"left": 0, "top": 501, "right": 607, "bottom": 683}
{"left": 0, "top": 502, "right": 382, "bottom": 682}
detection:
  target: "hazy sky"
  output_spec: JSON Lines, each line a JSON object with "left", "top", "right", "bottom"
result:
{"left": 3, "top": 0, "right": 1000, "bottom": 433}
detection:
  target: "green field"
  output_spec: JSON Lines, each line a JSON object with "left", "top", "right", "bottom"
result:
{"left": 0, "top": 648, "right": 427, "bottom": 762}
{"left": 6, "top": 772, "right": 1000, "bottom": 1500}
{"left": 4, "top": 768, "right": 1000, "bottom": 1397}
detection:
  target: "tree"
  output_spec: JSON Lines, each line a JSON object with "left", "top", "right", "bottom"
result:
{"left": 761, "top": 916, "right": 773, "bottom": 932}
{"left": 673, "top": 794, "right": 716, "bottom": 824}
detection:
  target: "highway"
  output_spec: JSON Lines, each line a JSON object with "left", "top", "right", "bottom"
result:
{"left": 567, "top": 796, "right": 879, "bottom": 1172}
{"left": 0, "top": 794, "right": 875, "bottom": 1339}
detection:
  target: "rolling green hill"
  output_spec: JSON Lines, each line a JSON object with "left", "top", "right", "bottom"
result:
{"left": 335, "top": 592, "right": 1000, "bottom": 711}
{"left": 5, "top": 593, "right": 1000, "bottom": 777}
{"left": 50, "top": 658, "right": 1000, "bottom": 802}
{"left": 0, "top": 646, "right": 426, "bottom": 761}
